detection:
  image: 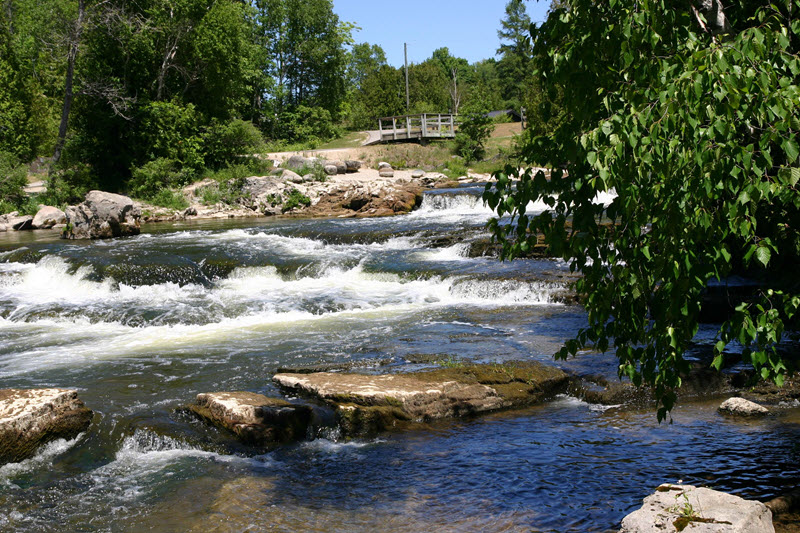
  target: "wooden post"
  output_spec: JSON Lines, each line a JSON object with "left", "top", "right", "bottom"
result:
{"left": 392, "top": 117, "right": 397, "bottom": 140}
{"left": 422, "top": 114, "right": 427, "bottom": 138}
{"left": 378, "top": 118, "right": 383, "bottom": 141}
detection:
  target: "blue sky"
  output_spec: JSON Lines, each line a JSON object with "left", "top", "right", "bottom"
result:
{"left": 332, "top": 1, "right": 551, "bottom": 68}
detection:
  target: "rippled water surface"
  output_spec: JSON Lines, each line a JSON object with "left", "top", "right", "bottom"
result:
{"left": 1, "top": 188, "right": 799, "bottom": 532}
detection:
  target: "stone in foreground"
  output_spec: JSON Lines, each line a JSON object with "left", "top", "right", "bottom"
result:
{"left": 188, "top": 392, "right": 312, "bottom": 444}
{"left": 0, "top": 389, "right": 93, "bottom": 465}
{"left": 63, "top": 191, "right": 141, "bottom": 239}
{"left": 273, "top": 362, "right": 569, "bottom": 436}
{"left": 619, "top": 484, "right": 773, "bottom": 533}
{"left": 719, "top": 397, "right": 769, "bottom": 416}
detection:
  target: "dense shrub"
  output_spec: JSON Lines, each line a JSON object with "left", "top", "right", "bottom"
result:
{"left": 129, "top": 158, "right": 196, "bottom": 200}
{"left": 135, "top": 102, "right": 205, "bottom": 171}
{"left": 454, "top": 110, "right": 493, "bottom": 162}
{"left": 149, "top": 189, "right": 190, "bottom": 210}
{"left": 0, "top": 151, "right": 28, "bottom": 213}
{"left": 276, "top": 105, "right": 339, "bottom": 144}
{"left": 203, "top": 119, "right": 266, "bottom": 169}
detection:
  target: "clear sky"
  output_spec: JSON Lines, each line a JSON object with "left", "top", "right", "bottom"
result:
{"left": 332, "top": 1, "right": 551, "bottom": 68}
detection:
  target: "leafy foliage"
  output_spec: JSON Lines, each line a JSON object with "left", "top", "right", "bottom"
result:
{"left": 455, "top": 108, "right": 493, "bottom": 163}
{"left": 0, "top": 152, "right": 29, "bottom": 213}
{"left": 203, "top": 119, "right": 266, "bottom": 170}
{"left": 484, "top": 0, "right": 800, "bottom": 419}
{"left": 129, "top": 158, "right": 195, "bottom": 200}
{"left": 282, "top": 188, "right": 311, "bottom": 212}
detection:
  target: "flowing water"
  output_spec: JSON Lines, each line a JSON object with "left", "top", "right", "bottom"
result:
{"left": 1, "top": 187, "right": 799, "bottom": 532}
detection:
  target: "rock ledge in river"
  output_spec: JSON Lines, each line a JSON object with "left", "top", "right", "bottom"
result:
{"left": 0, "top": 388, "right": 93, "bottom": 465}
{"left": 187, "top": 392, "right": 312, "bottom": 444}
{"left": 619, "top": 484, "right": 773, "bottom": 533}
{"left": 719, "top": 397, "right": 769, "bottom": 416}
{"left": 273, "top": 362, "right": 569, "bottom": 436}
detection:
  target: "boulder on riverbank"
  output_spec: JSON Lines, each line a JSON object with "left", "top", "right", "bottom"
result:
{"left": 273, "top": 362, "right": 570, "bottom": 436}
{"left": 619, "top": 484, "right": 774, "bottom": 533}
{"left": 63, "top": 191, "right": 141, "bottom": 239}
{"left": 0, "top": 388, "right": 93, "bottom": 465}
{"left": 0, "top": 212, "right": 33, "bottom": 232}
{"left": 32, "top": 206, "right": 66, "bottom": 229}
{"left": 186, "top": 392, "right": 312, "bottom": 445}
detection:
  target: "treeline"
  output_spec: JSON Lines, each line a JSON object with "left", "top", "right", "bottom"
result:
{"left": 0, "top": 0, "right": 543, "bottom": 209}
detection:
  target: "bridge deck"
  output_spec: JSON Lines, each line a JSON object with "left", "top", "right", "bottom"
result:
{"left": 377, "top": 114, "right": 456, "bottom": 143}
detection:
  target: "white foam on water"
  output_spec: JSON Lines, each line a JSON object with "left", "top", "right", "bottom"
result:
{"left": 0, "top": 259, "right": 567, "bottom": 376}
{"left": 0, "top": 433, "right": 85, "bottom": 486}
{"left": 414, "top": 243, "right": 472, "bottom": 262}
{"left": 0, "top": 256, "right": 115, "bottom": 304}
{"left": 301, "top": 437, "right": 385, "bottom": 453}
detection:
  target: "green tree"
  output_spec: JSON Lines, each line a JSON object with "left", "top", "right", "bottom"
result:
{"left": 484, "top": 0, "right": 800, "bottom": 420}
{"left": 431, "top": 47, "right": 470, "bottom": 114}
{"left": 496, "top": 0, "right": 532, "bottom": 110}
{"left": 350, "top": 64, "right": 404, "bottom": 130}
{"left": 408, "top": 60, "right": 448, "bottom": 113}
{"left": 0, "top": 8, "right": 34, "bottom": 160}
{"left": 455, "top": 103, "right": 493, "bottom": 163}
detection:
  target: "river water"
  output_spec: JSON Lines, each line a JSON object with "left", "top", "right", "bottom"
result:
{"left": 1, "top": 187, "right": 799, "bottom": 532}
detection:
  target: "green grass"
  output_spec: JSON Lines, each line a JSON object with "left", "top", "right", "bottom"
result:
{"left": 316, "top": 131, "right": 368, "bottom": 150}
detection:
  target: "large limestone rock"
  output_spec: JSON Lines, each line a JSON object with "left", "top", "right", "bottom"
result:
{"left": 0, "top": 389, "right": 93, "bottom": 465}
{"left": 187, "top": 392, "right": 312, "bottom": 445}
{"left": 63, "top": 191, "right": 141, "bottom": 239}
{"left": 719, "top": 397, "right": 769, "bottom": 416}
{"left": 274, "top": 362, "right": 569, "bottom": 436}
{"left": 32, "top": 205, "right": 66, "bottom": 229}
{"left": 0, "top": 212, "right": 34, "bottom": 231}
{"left": 619, "top": 484, "right": 774, "bottom": 533}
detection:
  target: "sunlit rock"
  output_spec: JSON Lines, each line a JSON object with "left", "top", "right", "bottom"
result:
{"left": 274, "top": 362, "right": 569, "bottom": 436}
{"left": 63, "top": 191, "right": 140, "bottom": 239}
{"left": 187, "top": 392, "right": 312, "bottom": 445}
{"left": 0, "top": 388, "right": 92, "bottom": 465}
{"left": 619, "top": 484, "right": 773, "bottom": 532}
{"left": 32, "top": 206, "right": 66, "bottom": 229}
{"left": 719, "top": 397, "right": 769, "bottom": 417}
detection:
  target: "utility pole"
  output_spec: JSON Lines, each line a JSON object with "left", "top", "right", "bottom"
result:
{"left": 404, "top": 42, "right": 410, "bottom": 112}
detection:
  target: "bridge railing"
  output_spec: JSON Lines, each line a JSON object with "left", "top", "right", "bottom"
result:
{"left": 377, "top": 114, "right": 457, "bottom": 142}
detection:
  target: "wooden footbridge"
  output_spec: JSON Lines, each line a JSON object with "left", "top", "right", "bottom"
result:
{"left": 377, "top": 113, "right": 456, "bottom": 143}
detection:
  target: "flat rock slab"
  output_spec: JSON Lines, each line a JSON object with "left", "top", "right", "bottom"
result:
{"left": 273, "top": 362, "right": 569, "bottom": 436}
{"left": 0, "top": 389, "right": 93, "bottom": 465}
{"left": 619, "top": 484, "right": 774, "bottom": 533}
{"left": 188, "top": 392, "right": 311, "bottom": 445}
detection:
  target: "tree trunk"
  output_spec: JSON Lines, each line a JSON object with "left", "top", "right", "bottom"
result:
{"left": 52, "top": 0, "right": 85, "bottom": 166}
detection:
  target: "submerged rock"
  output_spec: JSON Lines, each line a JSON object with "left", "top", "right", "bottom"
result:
{"left": 719, "top": 397, "right": 769, "bottom": 416}
{"left": 0, "top": 388, "right": 93, "bottom": 465}
{"left": 187, "top": 392, "right": 312, "bottom": 445}
{"left": 619, "top": 484, "right": 774, "bottom": 532}
{"left": 63, "top": 191, "right": 140, "bottom": 239}
{"left": 273, "top": 362, "right": 569, "bottom": 436}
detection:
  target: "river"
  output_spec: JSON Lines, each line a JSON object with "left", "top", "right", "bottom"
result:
{"left": 1, "top": 186, "right": 799, "bottom": 532}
